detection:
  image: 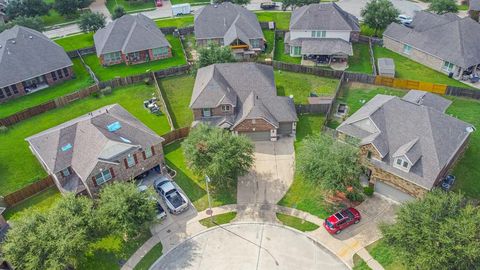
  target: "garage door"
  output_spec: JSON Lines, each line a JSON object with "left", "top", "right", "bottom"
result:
{"left": 278, "top": 122, "right": 293, "bottom": 135}
{"left": 240, "top": 132, "right": 271, "bottom": 141}
{"left": 374, "top": 181, "right": 414, "bottom": 203}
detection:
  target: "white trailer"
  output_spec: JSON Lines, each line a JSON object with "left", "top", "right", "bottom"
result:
{"left": 172, "top": 4, "right": 191, "bottom": 16}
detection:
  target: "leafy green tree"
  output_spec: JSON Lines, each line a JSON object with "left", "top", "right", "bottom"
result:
{"left": 429, "top": 0, "right": 458, "bottom": 14}
{"left": 96, "top": 182, "right": 157, "bottom": 238}
{"left": 182, "top": 124, "right": 254, "bottom": 190}
{"left": 53, "top": 0, "right": 91, "bottom": 17}
{"left": 112, "top": 5, "right": 126, "bottom": 20}
{"left": 79, "top": 12, "right": 106, "bottom": 33}
{"left": 297, "top": 133, "right": 361, "bottom": 193}
{"left": 198, "top": 43, "right": 236, "bottom": 68}
{"left": 282, "top": 0, "right": 319, "bottom": 11}
{"left": 77, "top": 0, "right": 93, "bottom": 8}
{"left": 213, "top": 0, "right": 251, "bottom": 5}
{"left": 5, "top": 0, "right": 50, "bottom": 19}
{"left": 381, "top": 190, "right": 480, "bottom": 269}
{"left": 360, "top": 0, "right": 400, "bottom": 37}
{"left": 0, "top": 16, "right": 45, "bottom": 33}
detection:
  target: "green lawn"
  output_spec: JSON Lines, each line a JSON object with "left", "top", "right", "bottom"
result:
{"left": 353, "top": 254, "right": 371, "bottom": 270}
{"left": 83, "top": 36, "right": 187, "bottom": 81}
{"left": 366, "top": 240, "right": 406, "bottom": 270}
{"left": 159, "top": 75, "right": 195, "bottom": 128}
{"left": 279, "top": 114, "right": 333, "bottom": 219}
{"left": 42, "top": 10, "right": 83, "bottom": 27}
{"left": 0, "top": 84, "right": 170, "bottom": 196}
{"left": 198, "top": 212, "right": 237, "bottom": 228}
{"left": 276, "top": 213, "right": 319, "bottom": 232}
{"left": 360, "top": 24, "right": 382, "bottom": 38}
{"left": 263, "top": 29, "right": 275, "bottom": 56}
{"left": 457, "top": 4, "right": 469, "bottom": 10}
{"left": 255, "top": 11, "right": 291, "bottom": 30}
{"left": 133, "top": 242, "right": 163, "bottom": 270}
{"left": 171, "top": 0, "right": 208, "bottom": 5}
{"left": 155, "top": 16, "right": 194, "bottom": 28}
{"left": 163, "top": 141, "right": 236, "bottom": 211}
{"left": 374, "top": 46, "right": 472, "bottom": 88}
{"left": 106, "top": 0, "right": 155, "bottom": 13}
{"left": 0, "top": 58, "right": 93, "bottom": 119}
{"left": 54, "top": 33, "right": 94, "bottom": 51}
{"left": 2, "top": 187, "right": 62, "bottom": 221}
{"left": 273, "top": 36, "right": 301, "bottom": 64}
{"left": 347, "top": 43, "right": 373, "bottom": 74}
{"left": 274, "top": 70, "right": 339, "bottom": 103}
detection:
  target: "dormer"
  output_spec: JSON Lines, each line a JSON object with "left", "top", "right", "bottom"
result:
{"left": 352, "top": 117, "right": 379, "bottom": 134}
{"left": 393, "top": 156, "right": 412, "bottom": 172}
{"left": 392, "top": 138, "right": 421, "bottom": 173}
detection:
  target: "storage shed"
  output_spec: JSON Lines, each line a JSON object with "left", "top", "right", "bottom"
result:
{"left": 378, "top": 58, "right": 395, "bottom": 77}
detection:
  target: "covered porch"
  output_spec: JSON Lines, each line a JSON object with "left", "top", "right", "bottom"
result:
{"left": 22, "top": 75, "right": 49, "bottom": 94}
{"left": 299, "top": 38, "right": 353, "bottom": 70}
{"left": 125, "top": 49, "right": 151, "bottom": 65}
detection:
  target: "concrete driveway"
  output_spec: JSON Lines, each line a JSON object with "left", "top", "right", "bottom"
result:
{"left": 151, "top": 223, "right": 349, "bottom": 270}
{"left": 337, "top": 0, "right": 425, "bottom": 18}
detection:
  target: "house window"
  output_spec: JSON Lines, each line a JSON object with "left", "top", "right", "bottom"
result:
{"left": 145, "top": 147, "right": 153, "bottom": 159}
{"left": 202, "top": 108, "right": 212, "bottom": 117}
{"left": 104, "top": 52, "right": 122, "bottom": 62}
{"left": 442, "top": 61, "right": 455, "bottom": 72}
{"left": 0, "top": 89, "right": 5, "bottom": 99}
{"left": 4, "top": 87, "right": 11, "bottom": 96}
{"left": 250, "top": 39, "right": 260, "bottom": 48}
{"left": 57, "top": 70, "right": 64, "bottom": 79}
{"left": 311, "top": 30, "right": 326, "bottom": 38}
{"left": 10, "top": 85, "right": 18, "bottom": 94}
{"left": 403, "top": 44, "right": 412, "bottom": 55}
{"left": 95, "top": 169, "right": 112, "bottom": 185}
{"left": 126, "top": 154, "right": 135, "bottom": 168}
{"left": 367, "top": 151, "right": 372, "bottom": 159}
{"left": 130, "top": 51, "right": 141, "bottom": 61}
{"left": 152, "top": 47, "right": 168, "bottom": 57}
{"left": 394, "top": 157, "right": 410, "bottom": 171}
{"left": 61, "top": 168, "right": 70, "bottom": 177}
{"left": 291, "top": 46, "right": 301, "bottom": 56}
{"left": 63, "top": 67, "right": 69, "bottom": 77}
{"left": 51, "top": 71, "right": 58, "bottom": 81}
{"left": 221, "top": 105, "right": 230, "bottom": 112}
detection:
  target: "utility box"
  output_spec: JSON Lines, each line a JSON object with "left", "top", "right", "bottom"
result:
{"left": 172, "top": 4, "right": 191, "bottom": 16}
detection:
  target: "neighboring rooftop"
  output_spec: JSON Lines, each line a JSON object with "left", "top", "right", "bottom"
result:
{"left": 194, "top": 2, "right": 264, "bottom": 46}
{"left": 289, "top": 2, "right": 359, "bottom": 31}
{"left": 470, "top": 0, "right": 480, "bottom": 10}
{"left": 402, "top": 90, "right": 452, "bottom": 112}
{"left": 94, "top": 14, "right": 170, "bottom": 56}
{"left": 337, "top": 92, "right": 473, "bottom": 189}
{"left": 0, "top": 26, "right": 73, "bottom": 88}
{"left": 384, "top": 11, "right": 480, "bottom": 69}
{"left": 377, "top": 58, "right": 395, "bottom": 76}
{"left": 285, "top": 35, "right": 353, "bottom": 56}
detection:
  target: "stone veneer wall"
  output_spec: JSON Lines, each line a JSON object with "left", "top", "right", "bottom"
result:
{"left": 233, "top": 118, "right": 274, "bottom": 132}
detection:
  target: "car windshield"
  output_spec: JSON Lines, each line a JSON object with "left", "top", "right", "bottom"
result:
{"left": 325, "top": 220, "right": 334, "bottom": 229}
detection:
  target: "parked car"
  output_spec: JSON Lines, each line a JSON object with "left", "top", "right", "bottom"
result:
{"left": 398, "top": 14, "right": 413, "bottom": 26}
{"left": 260, "top": 2, "right": 277, "bottom": 10}
{"left": 155, "top": 201, "right": 167, "bottom": 220}
{"left": 441, "top": 175, "right": 456, "bottom": 191}
{"left": 323, "top": 208, "right": 361, "bottom": 234}
{"left": 154, "top": 177, "right": 189, "bottom": 214}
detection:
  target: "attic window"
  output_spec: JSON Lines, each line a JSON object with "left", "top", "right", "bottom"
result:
{"left": 120, "top": 136, "right": 131, "bottom": 143}
{"left": 394, "top": 157, "right": 410, "bottom": 172}
{"left": 107, "top": 121, "right": 122, "bottom": 132}
{"left": 61, "top": 144, "right": 72, "bottom": 152}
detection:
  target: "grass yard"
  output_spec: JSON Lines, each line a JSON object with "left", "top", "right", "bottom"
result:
{"left": 0, "top": 58, "right": 93, "bottom": 119}
{"left": 255, "top": 11, "right": 291, "bottom": 30}
{"left": 374, "top": 46, "right": 472, "bottom": 88}
{"left": 155, "top": 16, "right": 194, "bottom": 28}
{"left": 171, "top": 0, "right": 208, "bottom": 5}
{"left": 353, "top": 254, "right": 371, "bottom": 270}
{"left": 159, "top": 75, "right": 195, "bottom": 128}
{"left": 106, "top": 0, "right": 155, "bottom": 13}
{"left": 263, "top": 29, "right": 275, "bottom": 55}
{"left": 54, "top": 33, "right": 94, "bottom": 51}
{"left": 133, "top": 242, "right": 163, "bottom": 270}
{"left": 163, "top": 141, "right": 236, "bottom": 211}
{"left": 366, "top": 240, "right": 406, "bottom": 270}
{"left": 2, "top": 187, "right": 62, "bottom": 221}
{"left": 198, "top": 212, "right": 237, "bottom": 228}
{"left": 83, "top": 36, "right": 186, "bottom": 81}
{"left": 273, "top": 37, "right": 301, "bottom": 64}
{"left": 347, "top": 43, "right": 373, "bottom": 74}
{"left": 276, "top": 213, "right": 319, "bottom": 232}
{"left": 0, "top": 84, "right": 171, "bottom": 196}
{"left": 279, "top": 114, "right": 334, "bottom": 219}
{"left": 360, "top": 24, "right": 382, "bottom": 38}
{"left": 274, "top": 70, "right": 339, "bottom": 103}
{"left": 42, "top": 10, "right": 83, "bottom": 27}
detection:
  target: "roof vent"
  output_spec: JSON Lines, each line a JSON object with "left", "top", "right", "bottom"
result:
{"left": 466, "top": 126, "right": 475, "bottom": 133}
{"left": 11, "top": 40, "right": 15, "bottom": 44}
{"left": 120, "top": 136, "right": 131, "bottom": 143}
{"left": 107, "top": 121, "right": 122, "bottom": 132}
{"left": 61, "top": 143, "right": 72, "bottom": 152}
{"left": 29, "top": 35, "right": 33, "bottom": 39}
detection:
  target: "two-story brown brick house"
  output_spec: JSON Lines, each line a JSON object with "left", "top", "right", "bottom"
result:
{"left": 94, "top": 14, "right": 171, "bottom": 66}
{"left": 336, "top": 91, "right": 474, "bottom": 202}
{"left": 190, "top": 63, "right": 298, "bottom": 141}
{"left": 0, "top": 26, "right": 74, "bottom": 103}
{"left": 26, "top": 104, "right": 167, "bottom": 197}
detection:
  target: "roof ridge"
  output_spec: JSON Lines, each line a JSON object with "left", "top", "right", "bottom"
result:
{"left": 424, "top": 107, "right": 442, "bottom": 171}
{"left": 122, "top": 18, "right": 138, "bottom": 52}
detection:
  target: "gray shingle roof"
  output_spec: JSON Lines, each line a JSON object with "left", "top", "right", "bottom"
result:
{"left": 190, "top": 63, "right": 298, "bottom": 128}
{"left": 292, "top": 38, "right": 353, "bottom": 56}
{"left": 402, "top": 90, "right": 452, "bottom": 112}
{"left": 377, "top": 58, "right": 395, "bottom": 74}
{"left": 383, "top": 11, "right": 480, "bottom": 69}
{"left": 26, "top": 104, "right": 164, "bottom": 181}
{"left": 94, "top": 14, "right": 170, "bottom": 56}
{"left": 0, "top": 26, "right": 73, "bottom": 88}
{"left": 290, "top": 3, "right": 359, "bottom": 31}
{"left": 337, "top": 93, "right": 473, "bottom": 189}
{"left": 470, "top": 0, "right": 480, "bottom": 10}
{"left": 194, "top": 2, "right": 264, "bottom": 46}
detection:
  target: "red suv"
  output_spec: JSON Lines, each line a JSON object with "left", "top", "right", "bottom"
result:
{"left": 323, "top": 207, "right": 361, "bottom": 234}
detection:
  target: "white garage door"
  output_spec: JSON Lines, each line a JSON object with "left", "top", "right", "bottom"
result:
{"left": 375, "top": 181, "right": 415, "bottom": 203}
{"left": 240, "top": 132, "right": 271, "bottom": 141}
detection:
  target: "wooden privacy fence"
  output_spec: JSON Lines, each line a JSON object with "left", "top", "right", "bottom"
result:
{"left": 0, "top": 100, "right": 57, "bottom": 126}
{"left": 374, "top": 76, "right": 447, "bottom": 95}
{"left": 3, "top": 176, "right": 55, "bottom": 207}
{"left": 271, "top": 61, "right": 344, "bottom": 79}
{"left": 162, "top": 127, "right": 190, "bottom": 145}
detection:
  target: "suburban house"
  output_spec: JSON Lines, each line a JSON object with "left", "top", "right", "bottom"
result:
{"left": 383, "top": 11, "right": 480, "bottom": 79}
{"left": 336, "top": 90, "right": 474, "bottom": 202}
{"left": 26, "top": 104, "right": 167, "bottom": 197}
{"left": 190, "top": 63, "right": 298, "bottom": 141}
{"left": 284, "top": 3, "right": 359, "bottom": 67}
{"left": 0, "top": 26, "right": 74, "bottom": 103}
{"left": 194, "top": 2, "right": 265, "bottom": 59}
{"left": 94, "top": 14, "right": 171, "bottom": 66}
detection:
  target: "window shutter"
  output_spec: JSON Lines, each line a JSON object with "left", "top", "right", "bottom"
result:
{"left": 142, "top": 151, "right": 146, "bottom": 160}
{"left": 133, "top": 153, "right": 138, "bottom": 164}
{"left": 151, "top": 146, "right": 155, "bottom": 156}
{"left": 124, "top": 158, "right": 128, "bottom": 169}
{"left": 92, "top": 176, "right": 97, "bottom": 187}
{"left": 109, "top": 168, "right": 115, "bottom": 178}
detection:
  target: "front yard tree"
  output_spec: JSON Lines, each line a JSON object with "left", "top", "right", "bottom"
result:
{"left": 198, "top": 43, "right": 236, "bottom": 68}
{"left": 182, "top": 124, "right": 254, "bottom": 190}
{"left": 297, "top": 133, "right": 362, "bottom": 193}
{"left": 214, "top": 0, "right": 251, "bottom": 5}
{"left": 360, "top": 0, "right": 399, "bottom": 37}
{"left": 0, "top": 16, "right": 45, "bottom": 33}
{"left": 381, "top": 190, "right": 480, "bottom": 269}
{"left": 112, "top": 5, "right": 126, "bottom": 20}
{"left": 54, "top": 0, "right": 92, "bottom": 17}
{"left": 282, "top": 0, "right": 318, "bottom": 11}
{"left": 79, "top": 12, "right": 106, "bottom": 33}
{"left": 96, "top": 182, "right": 157, "bottom": 238}
{"left": 5, "top": 0, "right": 50, "bottom": 19}
{"left": 429, "top": 0, "right": 458, "bottom": 14}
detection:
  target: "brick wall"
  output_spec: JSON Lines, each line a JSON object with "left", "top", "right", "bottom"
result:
{"left": 370, "top": 166, "right": 428, "bottom": 198}
{"left": 233, "top": 118, "right": 274, "bottom": 132}
{"left": 193, "top": 105, "right": 234, "bottom": 120}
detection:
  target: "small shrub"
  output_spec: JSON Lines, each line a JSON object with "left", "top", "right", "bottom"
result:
{"left": 346, "top": 191, "right": 364, "bottom": 202}
{"left": 100, "top": 86, "right": 112, "bottom": 95}
{"left": 363, "top": 186, "right": 374, "bottom": 197}
{"left": 0, "top": 126, "right": 8, "bottom": 134}
{"left": 91, "top": 92, "right": 100, "bottom": 98}
{"left": 144, "top": 78, "right": 151, "bottom": 85}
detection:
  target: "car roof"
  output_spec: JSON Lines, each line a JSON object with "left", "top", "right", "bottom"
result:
{"left": 159, "top": 180, "right": 175, "bottom": 192}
